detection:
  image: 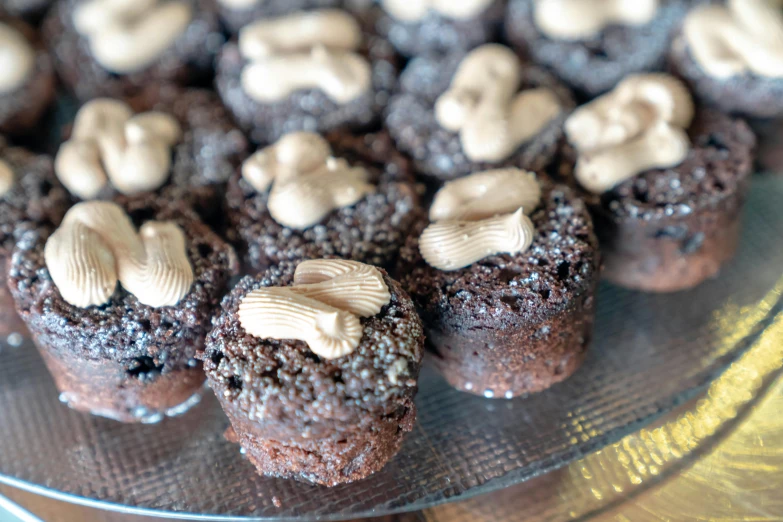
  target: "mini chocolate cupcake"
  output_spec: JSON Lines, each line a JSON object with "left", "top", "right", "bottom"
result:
{"left": 1, "top": 0, "right": 54, "bottom": 24}
{"left": 505, "top": 0, "right": 688, "bottom": 97}
{"left": 9, "top": 199, "right": 237, "bottom": 422}
{"left": 216, "top": 0, "right": 341, "bottom": 34}
{"left": 669, "top": 0, "right": 783, "bottom": 171}
{"left": 0, "top": 16, "right": 55, "bottom": 136}
{"left": 54, "top": 92, "right": 248, "bottom": 224}
{"left": 398, "top": 168, "right": 599, "bottom": 398}
{"left": 226, "top": 131, "right": 420, "bottom": 272}
{"left": 374, "top": 0, "right": 506, "bottom": 57}
{"left": 43, "top": 0, "right": 223, "bottom": 101}
{"left": 386, "top": 44, "right": 573, "bottom": 182}
{"left": 561, "top": 74, "right": 755, "bottom": 292}
{"left": 0, "top": 140, "right": 69, "bottom": 336}
{"left": 202, "top": 259, "right": 424, "bottom": 485}
{"left": 215, "top": 8, "right": 397, "bottom": 145}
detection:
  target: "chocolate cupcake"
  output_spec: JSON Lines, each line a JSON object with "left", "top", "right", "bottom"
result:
{"left": 0, "top": 16, "right": 55, "bottom": 136}
{"left": 505, "top": 0, "right": 688, "bottom": 97}
{"left": 43, "top": 0, "right": 223, "bottom": 101}
{"left": 9, "top": 199, "right": 237, "bottom": 423}
{"left": 398, "top": 168, "right": 599, "bottom": 398}
{"left": 669, "top": 0, "right": 783, "bottom": 171}
{"left": 0, "top": 140, "right": 69, "bottom": 336}
{"left": 1, "top": 0, "right": 53, "bottom": 24}
{"left": 216, "top": 0, "right": 341, "bottom": 34}
{"left": 54, "top": 92, "right": 248, "bottom": 224}
{"left": 561, "top": 74, "right": 755, "bottom": 292}
{"left": 215, "top": 8, "right": 397, "bottom": 145}
{"left": 386, "top": 44, "right": 574, "bottom": 182}
{"left": 374, "top": 0, "right": 506, "bottom": 57}
{"left": 202, "top": 259, "right": 424, "bottom": 485}
{"left": 226, "top": 131, "right": 420, "bottom": 272}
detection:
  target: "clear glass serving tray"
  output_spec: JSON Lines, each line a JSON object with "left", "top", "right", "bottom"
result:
{"left": 1, "top": 176, "right": 781, "bottom": 521}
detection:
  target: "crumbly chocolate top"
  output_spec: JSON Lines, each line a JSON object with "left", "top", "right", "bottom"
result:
{"left": 399, "top": 179, "right": 599, "bottom": 329}
{"left": 576, "top": 109, "right": 756, "bottom": 221}
{"left": 8, "top": 196, "right": 238, "bottom": 367}
{"left": 227, "top": 131, "right": 421, "bottom": 270}
{"left": 506, "top": 0, "right": 687, "bottom": 96}
{"left": 0, "top": 141, "right": 69, "bottom": 257}
{"left": 202, "top": 262, "right": 424, "bottom": 438}
{"left": 386, "top": 52, "right": 574, "bottom": 180}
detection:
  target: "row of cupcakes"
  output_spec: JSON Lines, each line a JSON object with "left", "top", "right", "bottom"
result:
{"left": 0, "top": 0, "right": 767, "bottom": 486}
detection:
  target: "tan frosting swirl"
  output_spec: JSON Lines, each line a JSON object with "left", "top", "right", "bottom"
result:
{"left": 534, "top": 0, "right": 659, "bottom": 40}
{"left": 419, "top": 168, "right": 539, "bottom": 271}
{"left": 238, "top": 9, "right": 371, "bottom": 104}
{"left": 381, "top": 0, "right": 494, "bottom": 22}
{"left": 44, "top": 201, "right": 193, "bottom": 308}
{"left": 55, "top": 99, "right": 181, "bottom": 200}
{"left": 0, "top": 158, "right": 14, "bottom": 196}
{"left": 73, "top": 0, "right": 192, "bottom": 74}
{"left": 238, "top": 259, "right": 390, "bottom": 359}
{"left": 682, "top": 0, "right": 783, "bottom": 79}
{"left": 0, "top": 22, "right": 35, "bottom": 95}
{"left": 241, "top": 132, "right": 374, "bottom": 230}
{"left": 435, "top": 44, "right": 562, "bottom": 163}
{"left": 565, "top": 74, "right": 694, "bottom": 194}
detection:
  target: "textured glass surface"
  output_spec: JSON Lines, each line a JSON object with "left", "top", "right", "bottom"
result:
{"left": 1, "top": 177, "right": 782, "bottom": 520}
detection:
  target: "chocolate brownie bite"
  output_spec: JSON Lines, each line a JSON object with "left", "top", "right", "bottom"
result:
{"left": 202, "top": 259, "right": 424, "bottom": 486}
{"left": 0, "top": 140, "right": 69, "bottom": 335}
{"left": 398, "top": 169, "right": 599, "bottom": 398}
{"left": 215, "top": 8, "right": 397, "bottom": 145}
{"left": 9, "top": 199, "right": 237, "bottom": 423}
{"left": 216, "top": 0, "right": 341, "bottom": 34}
{"left": 386, "top": 44, "right": 574, "bottom": 182}
{"left": 226, "top": 131, "right": 420, "bottom": 272}
{"left": 374, "top": 0, "right": 506, "bottom": 57}
{"left": 0, "top": 16, "right": 55, "bottom": 136}
{"left": 54, "top": 92, "right": 248, "bottom": 225}
{"left": 669, "top": 0, "right": 783, "bottom": 171}
{"left": 505, "top": 0, "right": 688, "bottom": 97}
{"left": 561, "top": 74, "right": 755, "bottom": 292}
{"left": 43, "top": 0, "right": 224, "bottom": 101}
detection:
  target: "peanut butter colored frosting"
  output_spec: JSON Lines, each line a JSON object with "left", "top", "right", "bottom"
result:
{"left": 55, "top": 99, "right": 182, "bottom": 200}
{"left": 238, "top": 9, "right": 371, "bottom": 104}
{"left": 0, "top": 22, "right": 35, "bottom": 95}
{"left": 435, "top": 44, "right": 562, "bottom": 163}
{"left": 241, "top": 132, "right": 374, "bottom": 230}
{"left": 565, "top": 74, "right": 694, "bottom": 194}
{"left": 0, "top": 158, "right": 14, "bottom": 196}
{"left": 238, "top": 259, "right": 391, "bottom": 359}
{"left": 73, "top": 0, "right": 192, "bottom": 74}
{"left": 419, "top": 168, "right": 539, "bottom": 271}
{"left": 683, "top": 0, "right": 783, "bottom": 79}
{"left": 534, "top": 0, "right": 659, "bottom": 40}
{"left": 44, "top": 201, "right": 193, "bottom": 308}
{"left": 381, "top": 0, "right": 494, "bottom": 22}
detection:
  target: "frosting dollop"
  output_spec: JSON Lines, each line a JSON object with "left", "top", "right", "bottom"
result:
{"left": 73, "top": 0, "right": 192, "bottom": 74}
{"left": 419, "top": 168, "right": 539, "bottom": 271}
{"left": 381, "top": 0, "right": 494, "bottom": 22}
{"left": 238, "top": 259, "right": 391, "bottom": 359}
{"left": 0, "top": 158, "right": 14, "bottom": 196}
{"left": 44, "top": 201, "right": 193, "bottom": 308}
{"left": 238, "top": 9, "right": 371, "bottom": 104}
{"left": 682, "top": 0, "right": 783, "bottom": 79}
{"left": 241, "top": 132, "right": 374, "bottom": 230}
{"left": 435, "top": 44, "right": 562, "bottom": 163}
{"left": 0, "top": 22, "right": 35, "bottom": 95}
{"left": 55, "top": 98, "right": 182, "bottom": 200}
{"left": 565, "top": 74, "right": 694, "bottom": 194}
{"left": 534, "top": 0, "right": 659, "bottom": 40}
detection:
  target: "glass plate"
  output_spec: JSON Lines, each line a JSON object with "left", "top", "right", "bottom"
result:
{"left": 1, "top": 176, "right": 782, "bottom": 521}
